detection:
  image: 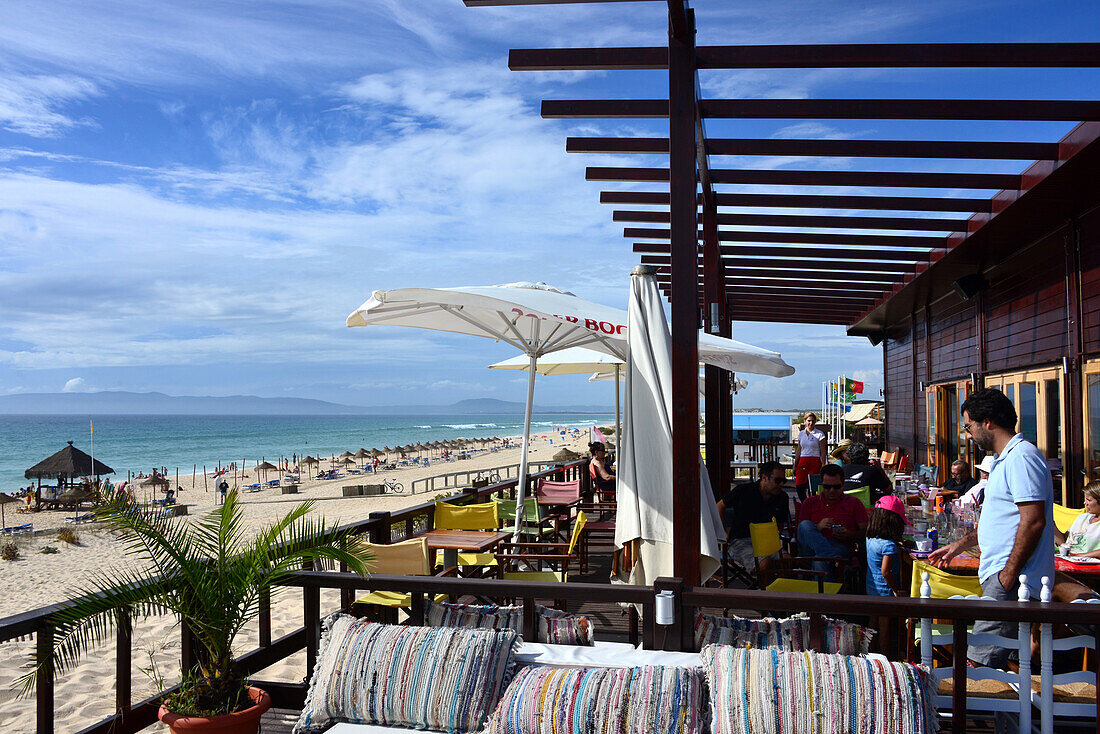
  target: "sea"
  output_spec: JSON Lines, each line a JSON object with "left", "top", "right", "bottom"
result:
{"left": 0, "top": 413, "right": 614, "bottom": 490}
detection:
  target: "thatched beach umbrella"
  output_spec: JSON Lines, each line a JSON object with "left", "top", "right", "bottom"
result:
{"left": 340, "top": 457, "right": 356, "bottom": 466}
{"left": 255, "top": 461, "right": 277, "bottom": 481}
{"left": 0, "top": 492, "right": 18, "bottom": 530}
{"left": 25, "top": 441, "right": 115, "bottom": 503}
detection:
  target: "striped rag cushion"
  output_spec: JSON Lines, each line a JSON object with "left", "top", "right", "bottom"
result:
{"left": 482, "top": 664, "right": 705, "bottom": 734}
{"left": 694, "top": 611, "right": 874, "bottom": 655}
{"left": 294, "top": 617, "right": 518, "bottom": 734}
{"left": 426, "top": 599, "right": 594, "bottom": 645}
{"left": 701, "top": 645, "right": 938, "bottom": 734}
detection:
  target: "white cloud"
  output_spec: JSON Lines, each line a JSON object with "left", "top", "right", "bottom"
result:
{"left": 0, "top": 72, "right": 98, "bottom": 136}
{"left": 62, "top": 377, "right": 89, "bottom": 392}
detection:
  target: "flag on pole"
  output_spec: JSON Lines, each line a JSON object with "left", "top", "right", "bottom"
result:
{"left": 845, "top": 378, "right": 864, "bottom": 395}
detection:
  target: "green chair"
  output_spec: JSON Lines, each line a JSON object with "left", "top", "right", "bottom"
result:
{"left": 844, "top": 485, "right": 871, "bottom": 509}
{"left": 494, "top": 498, "right": 553, "bottom": 539}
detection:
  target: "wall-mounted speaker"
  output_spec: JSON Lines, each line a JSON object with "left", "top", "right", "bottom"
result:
{"left": 953, "top": 273, "right": 988, "bottom": 301}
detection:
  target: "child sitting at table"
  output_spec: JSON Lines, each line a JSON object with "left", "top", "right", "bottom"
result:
{"left": 866, "top": 496, "right": 906, "bottom": 596}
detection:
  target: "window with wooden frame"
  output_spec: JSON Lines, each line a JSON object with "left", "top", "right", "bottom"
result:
{"left": 985, "top": 366, "right": 1065, "bottom": 499}
{"left": 924, "top": 379, "right": 974, "bottom": 483}
{"left": 1082, "top": 361, "right": 1100, "bottom": 485}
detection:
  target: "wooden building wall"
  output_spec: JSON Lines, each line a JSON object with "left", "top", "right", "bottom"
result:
{"left": 880, "top": 206, "right": 1100, "bottom": 502}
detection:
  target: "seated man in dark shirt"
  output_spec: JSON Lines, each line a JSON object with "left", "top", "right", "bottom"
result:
{"left": 716, "top": 460, "right": 791, "bottom": 569}
{"left": 940, "top": 459, "right": 977, "bottom": 497}
{"left": 840, "top": 442, "right": 893, "bottom": 501}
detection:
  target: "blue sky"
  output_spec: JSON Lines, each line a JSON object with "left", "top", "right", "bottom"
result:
{"left": 0, "top": 0, "right": 1097, "bottom": 410}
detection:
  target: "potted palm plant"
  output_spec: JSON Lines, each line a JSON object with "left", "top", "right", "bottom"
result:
{"left": 21, "top": 490, "right": 372, "bottom": 734}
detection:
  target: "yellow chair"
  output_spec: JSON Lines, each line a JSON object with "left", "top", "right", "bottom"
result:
{"left": 434, "top": 501, "right": 499, "bottom": 530}
{"left": 908, "top": 560, "right": 982, "bottom": 651}
{"left": 434, "top": 501, "right": 501, "bottom": 569}
{"left": 501, "top": 511, "right": 588, "bottom": 583}
{"left": 909, "top": 559, "right": 983, "bottom": 599}
{"left": 1053, "top": 503, "right": 1082, "bottom": 534}
{"left": 352, "top": 538, "right": 448, "bottom": 611}
{"left": 749, "top": 520, "right": 783, "bottom": 558}
{"left": 752, "top": 520, "right": 842, "bottom": 594}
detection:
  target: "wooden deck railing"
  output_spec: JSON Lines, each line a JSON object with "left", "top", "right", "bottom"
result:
{"left": 4, "top": 456, "right": 1099, "bottom": 734}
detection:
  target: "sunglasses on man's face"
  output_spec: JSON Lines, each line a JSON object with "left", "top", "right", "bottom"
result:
{"left": 821, "top": 483, "right": 844, "bottom": 491}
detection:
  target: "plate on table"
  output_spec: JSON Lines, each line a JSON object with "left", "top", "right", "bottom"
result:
{"left": 1058, "top": 554, "right": 1100, "bottom": 564}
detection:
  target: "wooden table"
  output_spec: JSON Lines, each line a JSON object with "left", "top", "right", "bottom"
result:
{"left": 537, "top": 497, "right": 580, "bottom": 541}
{"left": 423, "top": 529, "right": 511, "bottom": 569}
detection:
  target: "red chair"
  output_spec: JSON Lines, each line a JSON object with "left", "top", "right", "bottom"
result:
{"left": 535, "top": 478, "right": 581, "bottom": 543}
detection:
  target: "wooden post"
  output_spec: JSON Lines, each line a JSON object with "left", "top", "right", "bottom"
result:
{"left": 258, "top": 587, "right": 272, "bottom": 648}
{"left": 116, "top": 606, "right": 132, "bottom": 719}
{"left": 37, "top": 622, "right": 54, "bottom": 734}
{"left": 303, "top": 559, "right": 320, "bottom": 680}
{"left": 1064, "top": 220, "right": 1085, "bottom": 505}
{"left": 667, "top": 3, "right": 700, "bottom": 587}
{"left": 951, "top": 620, "right": 968, "bottom": 734}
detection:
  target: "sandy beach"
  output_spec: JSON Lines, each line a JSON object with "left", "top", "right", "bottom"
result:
{"left": 0, "top": 429, "right": 593, "bottom": 733}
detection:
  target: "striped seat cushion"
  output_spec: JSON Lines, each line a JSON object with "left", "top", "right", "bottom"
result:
{"left": 294, "top": 617, "right": 518, "bottom": 734}
{"left": 426, "top": 599, "right": 593, "bottom": 646}
{"left": 701, "top": 645, "right": 936, "bottom": 734}
{"left": 482, "top": 664, "right": 704, "bottom": 734}
{"left": 694, "top": 611, "right": 874, "bottom": 655}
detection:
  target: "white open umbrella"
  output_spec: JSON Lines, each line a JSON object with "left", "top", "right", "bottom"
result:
{"left": 614, "top": 265, "right": 728, "bottom": 586}
{"left": 489, "top": 346, "right": 626, "bottom": 442}
{"left": 348, "top": 282, "right": 630, "bottom": 540}
{"left": 348, "top": 281, "right": 794, "bottom": 541}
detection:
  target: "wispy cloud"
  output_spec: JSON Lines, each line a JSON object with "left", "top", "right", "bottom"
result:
{"left": 0, "top": 72, "right": 98, "bottom": 136}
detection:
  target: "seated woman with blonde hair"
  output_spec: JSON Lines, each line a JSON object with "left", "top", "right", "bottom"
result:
{"left": 1056, "top": 481, "right": 1100, "bottom": 559}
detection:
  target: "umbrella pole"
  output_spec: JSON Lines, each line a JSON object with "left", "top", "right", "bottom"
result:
{"left": 615, "top": 364, "right": 622, "bottom": 446}
{"left": 511, "top": 353, "right": 538, "bottom": 541}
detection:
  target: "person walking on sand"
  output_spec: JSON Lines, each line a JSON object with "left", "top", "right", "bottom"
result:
{"left": 793, "top": 412, "right": 826, "bottom": 501}
{"left": 929, "top": 388, "right": 1053, "bottom": 667}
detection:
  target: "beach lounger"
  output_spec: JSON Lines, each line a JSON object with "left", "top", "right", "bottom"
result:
{"left": 65, "top": 513, "right": 96, "bottom": 524}
{"left": 265, "top": 479, "right": 281, "bottom": 487}
{"left": 245, "top": 483, "right": 263, "bottom": 492}
{"left": 2, "top": 523, "right": 33, "bottom": 536}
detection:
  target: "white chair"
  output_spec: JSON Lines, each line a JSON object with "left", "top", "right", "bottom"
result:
{"left": 1037, "top": 579, "right": 1098, "bottom": 734}
{"left": 919, "top": 571, "right": 1034, "bottom": 733}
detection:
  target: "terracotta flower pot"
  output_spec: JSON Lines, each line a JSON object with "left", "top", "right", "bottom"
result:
{"left": 158, "top": 686, "right": 271, "bottom": 734}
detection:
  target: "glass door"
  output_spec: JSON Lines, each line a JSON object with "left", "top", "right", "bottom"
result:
{"left": 925, "top": 380, "right": 973, "bottom": 484}
{"left": 985, "top": 367, "right": 1064, "bottom": 498}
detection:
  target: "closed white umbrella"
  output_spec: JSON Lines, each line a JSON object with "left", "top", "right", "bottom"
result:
{"left": 614, "top": 265, "right": 727, "bottom": 586}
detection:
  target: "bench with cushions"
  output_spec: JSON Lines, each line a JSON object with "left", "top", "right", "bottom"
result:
{"left": 294, "top": 613, "right": 936, "bottom": 734}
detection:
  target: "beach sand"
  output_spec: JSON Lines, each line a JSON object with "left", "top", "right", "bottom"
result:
{"left": 0, "top": 430, "right": 591, "bottom": 733}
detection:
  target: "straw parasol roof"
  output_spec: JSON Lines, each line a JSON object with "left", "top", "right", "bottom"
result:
{"left": 302, "top": 456, "right": 319, "bottom": 465}
{"left": 139, "top": 475, "right": 170, "bottom": 488}
{"left": 340, "top": 457, "right": 357, "bottom": 465}
{"left": 339, "top": 451, "right": 354, "bottom": 459}
{"left": 255, "top": 461, "right": 278, "bottom": 471}
{"left": 25, "top": 441, "right": 115, "bottom": 480}
{"left": 355, "top": 448, "right": 371, "bottom": 458}
{"left": 0, "top": 492, "right": 19, "bottom": 530}
{"left": 371, "top": 448, "right": 384, "bottom": 457}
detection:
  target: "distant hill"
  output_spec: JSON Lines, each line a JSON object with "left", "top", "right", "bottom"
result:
{"left": 0, "top": 391, "right": 610, "bottom": 416}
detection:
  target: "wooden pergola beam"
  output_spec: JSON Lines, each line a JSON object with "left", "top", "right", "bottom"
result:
{"left": 628, "top": 228, "right": 942, "bottom": 248}
{"left": 645, "top": 253, "right": 915, "bottom": 274}
{"left": 545, "top": 98, "right": 1100, "bottom": 121}
{"left": 591, "top": 166, "right": 1020, "bottom": 190}
{"left": 571, "top": 136, "right": 1058, "bottom": 160}
{"left": 615, "top": 210, "right": 967, "bottom": 231}
{"left": 508, "top": 42, "right": 1100, "bottom": 71}
{"left": 601, "top": 191, "right": 994, "bottom": 212}
{"left": 633, "top": 243, "right": 931, "bottom": 262}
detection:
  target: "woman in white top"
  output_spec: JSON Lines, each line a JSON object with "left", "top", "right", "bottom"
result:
{"left": 1056, "top": 482, "right": 1100, "bottom": 558}
{"left": 793, "top": 412, "right": 826, "bottom": 501}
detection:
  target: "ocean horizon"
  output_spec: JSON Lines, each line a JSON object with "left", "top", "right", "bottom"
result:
{"left": 0, "top": 412, "right": 614, "bottom": 490}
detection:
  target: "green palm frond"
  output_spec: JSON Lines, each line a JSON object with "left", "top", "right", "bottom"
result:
{"left": 16, "top": 490, "right": 373, "bottom": 712}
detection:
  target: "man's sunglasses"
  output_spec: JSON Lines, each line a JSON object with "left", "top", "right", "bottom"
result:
{"left": 821, "top": 483, "right": 844, "bottom": 490}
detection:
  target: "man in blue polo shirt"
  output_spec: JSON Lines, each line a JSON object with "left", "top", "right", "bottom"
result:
{"left": 930, "top": 388, "right": 1053, "bottom": 667}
